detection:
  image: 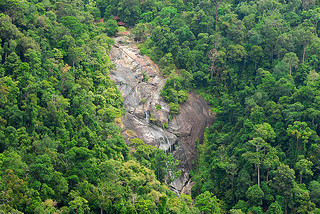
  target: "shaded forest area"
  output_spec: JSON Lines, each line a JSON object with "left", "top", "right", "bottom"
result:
{"left": 2, "top": 0, "right": 320, "bottom": 213}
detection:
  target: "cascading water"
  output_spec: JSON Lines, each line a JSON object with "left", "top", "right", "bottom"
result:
{"left": 109, "top": 36, "right": 214, "bottom": 195}
{"left": 144, "top": 110, "right": 150, "bottom": 124}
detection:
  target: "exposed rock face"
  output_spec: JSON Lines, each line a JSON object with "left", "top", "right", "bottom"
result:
{"left": 109, "top": 37, "right": 214, "bottom": 193}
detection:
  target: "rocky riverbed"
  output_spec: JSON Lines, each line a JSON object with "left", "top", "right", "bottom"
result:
{"left": 109, "top": 36, "right": 214, "bottom": 194}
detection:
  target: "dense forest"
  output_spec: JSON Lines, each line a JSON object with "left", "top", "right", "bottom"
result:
{"left": 2, "top": 0, "right": 320, "bottom": 213}
{"left": 0, "top": 0, "right": 199, "bottom": 213}
{"left": 128, "top": 0, "right": 320, "bottom": 213}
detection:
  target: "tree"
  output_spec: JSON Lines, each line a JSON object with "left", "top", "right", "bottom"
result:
{"left": 226, "top": 161, "right": 238, "bottom": 193}
{"left": 242, "top": 137, "right": 269, "bottom": 186}
{"left": 157, "top": 196, "right": 167, "bottom": 214}
{"left": 287, "top": 121, "right": 312, "bottom": 155}
{"left": 105, "top": 19, "right": 118, "bottom": 36}
{"left": 4, "top": 52, "right": 21, "bottom": 75}
{"left": 250, "top": 45, "right": 264, "bottom": 70}
{"left": 294, "top": 27, "right": 314, "bottom": 64}
{"left": 67, "top": 47, "right": 84, "bottom": 72}
{"left": 211, "top": 0, "right": 223, "bottom": 33}
{"left": 246, "top": 184, "right": 264, "bottom": 206}
{"left": 0, "top": 169, "right": 31, "bottom": 212}
{"left": 208, "top": 48, "right": 220, "bottom": 81}
{"left": 69, "top": 196, "right": 90, "bottom": 214}
{"left": 262, "top": 147, "right": 280, "bottom": 182}
{"left": 60, "top": 16, "right": 83, "bottom": 38}
{"left": 34, "top": 199, "right": 62, "bottom": 214}
{"left": 260, "top": 15, "right": 282, "bottom": 65}
{"left": 131, "top": 23, "right": 148, "bottom": 41}
{"left": 0, "top": 14, "right": 23, "bottom": 43}
{"left": 309, "top": 181, "right": 320, "bottom": 206}
{"left": 275, "top": 33, "right": 294, "bottom": 59}
{"left": 190, "top": 9, "right": 209, "bottom": 36}
{"left": 281, "top": 52, "right": 299, "bottom": 76}
{"left": 283, "top": 103, "right": 304, "bottom": 125}
{"left": 230, "top": 209, "right": 244, "bottom": 214}
{"left": 266, "top": 201, "right": 283, "bottom": 214}
{"left": 169, "top": 102, "right": 180, "bottom": 116}
{"left": 135, "top": 198, "right": 155, "bottom": 213}
{"left": 271, "top": 164, "right": 295, "bottom": 214}
{"left": 195, "top": 191, "right": 222, "bottom": 214}
{"left": 227, "top": 44, "right": 247, "bottom": 63}
{"left": 253, "top": 123, "right": 276, "bottom": 142}
{"left": 291, "top": 183, "right": 316, "bottom": 213}
{"left": 309, "top": 8, "right": 320, "bottom": 33}
{"left": 295, "top": 157, "right": 313, "bottom": 184}
{"left": 92, "top": 181, "right": 123, "bottom": 214}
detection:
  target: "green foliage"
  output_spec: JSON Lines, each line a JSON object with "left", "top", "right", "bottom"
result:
{"left": 162, "top": 121, "right": 168, "bottom": 129}
{"left": 169, "top": 102, "right": 180, "bottom": 118}
{"left": 150, "top": 114, "right": 156, "bottom": 123}
{"left": 309, "top": 181, "right": 320, "bottom": 206}
{"left": 105, "top": 19, "right": 118, "bottom": 36}
{"left": 246, "top": 185, "right": 264, "bottom": 206}
{"left": 4, "top": 0, "right": 320, "bottom": 213}
{"left": 142, "top": 72, "right": 149, "bottom": 82}
{"left": 129, "top": 138, "right": 180, "bottom": 183}
{"left": 230, "top": 209, "right": 244, "bottom": 214}
{"left": 131, "top": 23, "right": 148, "bottom": 41}
{"left": 0, "top": 1, "right": 195, "bottom": 213}
{"left": 227, "top": 44, "right": 247, "bottom": 63}
{"left": 195, "top": 191, "right": 223, "bottom": 213}
{"left": 157, "top": 195, "right": 167, "bottom": 214}
{"left": 68, "top": 196, "right": 90, "bottom": 214}
{"left": 118, "top": 26, "right": 126, "bottom": 33}
{"left": 295, "top": 157, "right": 313, "bottom": 184}
{"left": 266, "top": 201, "right": 283, "bottom": 214}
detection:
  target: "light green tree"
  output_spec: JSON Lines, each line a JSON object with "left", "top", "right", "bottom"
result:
{"left": 271, "top": 164, "right": 295, "bottom": 214}
{"left": 266, "top": 201, "right": 283, "bottom": 214}
{"left": 68, "top": 196, "right": 90, "bottom": 214}
{"left": 295, "top": 157, "right": 313, "bottom": 184}
{"left": 242, "top": 137, "right": 270, "bottom": 186}
{"left": 195, "top": 191, "right": 222, "bottom": 214}
{"left": 105, "top": 19, "right": 118, "bottom": 36}
{"left": 287, "top": 121, "right": 313, "bottom": 155}
{"left": 281, "top": 52, "right": 299, "bottom": 76}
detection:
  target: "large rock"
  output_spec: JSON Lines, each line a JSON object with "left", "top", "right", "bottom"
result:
{"left": 109, "top": 37, "right": 214, "bottom": 193}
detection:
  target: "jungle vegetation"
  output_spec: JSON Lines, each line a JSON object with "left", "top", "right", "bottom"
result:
{"left": 2, "top": 0, "right": 320, "bottom": 213}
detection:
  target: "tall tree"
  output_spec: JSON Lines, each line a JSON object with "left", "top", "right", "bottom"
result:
{"left": 295, "top": 157, "right": 313, "bottom": 184}
{"left": 211, "top": 0, "right": 222, "bottom": 33}
{"left": 271, "top": 164, "right": 296, "bottom": 214}
{"left": 294, "top": 27, "right": 315, "bottom": 64}
{"left": 250, "top": 45, "right": 264, "bottom": 70}
{"left": 287, "top": 121, "right": 313, "bottom": 155}
{"left": 281, "top": 52, "right": 299, "bottom": 76}
{"left": 242, "top": 137, "right": 270, "bottom": 186}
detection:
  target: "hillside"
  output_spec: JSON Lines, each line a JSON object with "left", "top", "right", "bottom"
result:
{"left": 2, "top": 0, "right": 320, "bottom": 213}
{"left": 0, "top": 0, "right": 199, "bottom": 213}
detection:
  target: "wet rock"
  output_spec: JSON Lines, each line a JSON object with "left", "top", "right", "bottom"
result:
{"left": 109, "top": 37, "right": 214, "bottom": 194}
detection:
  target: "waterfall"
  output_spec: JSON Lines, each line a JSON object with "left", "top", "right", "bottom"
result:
{"left": 144, "top": 110, "right": 150, "bottom": 123}
{"left": 157, "top": 133, "right": 175, "bottom": 154}
{"left": 109, "top": 37, "right": 214, "bottom": 196}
